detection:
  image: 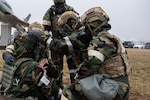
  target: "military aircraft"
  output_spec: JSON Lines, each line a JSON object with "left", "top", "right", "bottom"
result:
{"left": 0, "top": 0, "right": 29, "bottom": 34}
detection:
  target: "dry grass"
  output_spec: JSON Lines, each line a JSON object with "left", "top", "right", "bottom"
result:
{"left": 127, "top": 49, "right": 150, "bottom": 100}
{"left": 0, "top": 49, "right": 150, "bottom": 99}
{"left": 0, "top": 50, "right": 4, "bottom": 70}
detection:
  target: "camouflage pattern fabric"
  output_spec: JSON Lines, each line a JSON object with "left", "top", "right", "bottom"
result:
{"left": 13, "top": 34, "right": 49, "bottom": 61}
{"left": 63, "top": 81, "right": 129, "bottom": 100}
{"left": 1, "top": 27, "right": 57, "bottom": 99}
{"left": 43, "top": 4, "right": 77, "bottom": 88}
{"left": 62, "top": 6, "right": 130, "bottom": 100}
{"left": 63, "top": 84, "right": 89, "bottom": 100}
{"left": 13, "top": 35, "right": 38, "bottom": 59}
{"left": 63, "top": 31, "right": 130, "bottom": 100}
{"left": 42, "top": 2, "right": 79, "bottom": 91}
{"left": 43, "top": 4, "right": 76, "bottom": 38}
{"left": 5, "top": 58, "right": 52, "bottom": 100}
{"left": 48, "top": 32, "right": 87, "bottom": 85}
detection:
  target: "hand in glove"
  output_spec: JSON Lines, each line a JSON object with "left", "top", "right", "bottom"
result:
{"left": 3, "top": 52, "right": 16, "bottom": 65}
{"left": 44, "top": 63, "right": 59, "bottom": 78}
{"left": 28, "top": 30, "right": 42, "bottom": 39}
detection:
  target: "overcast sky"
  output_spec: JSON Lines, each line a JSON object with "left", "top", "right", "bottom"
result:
{"left": 6, "top": 0, "right": 150, "bottom": 42}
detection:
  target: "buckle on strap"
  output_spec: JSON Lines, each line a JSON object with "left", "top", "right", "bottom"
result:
{"left": 63, "top": 36, "right": 73, "bottom": 54}
{"left": 69, "top": 69, "right": 78, "bottom": 74}
{"left": 46, "top": 37, "right": 53, "bottom": 48}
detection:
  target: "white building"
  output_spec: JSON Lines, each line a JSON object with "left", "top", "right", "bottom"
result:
{"left": 0, "top": 22, "right": 11, "bottom": 49}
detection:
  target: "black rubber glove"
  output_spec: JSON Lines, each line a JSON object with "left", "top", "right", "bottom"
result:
{"left": 3, "top": 52, "right": 16, "bottom": 65}
{"left": 28, "top": 30, "right": 42, "bottom": 39}
{"left": 44, "top": 63, "right": 59, "bottom": 78}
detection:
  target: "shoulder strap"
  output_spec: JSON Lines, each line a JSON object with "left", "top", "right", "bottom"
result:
{"left": 14, "top": 58, "right": 34, "bottom": 67}
{"left": 49, "top": 5, "right": 55, "bottom": 32}
{"left": 49, "top": 5, "right": 55, "bottom": 18}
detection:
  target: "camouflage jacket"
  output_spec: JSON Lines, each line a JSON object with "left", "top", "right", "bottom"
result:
{"left": 77, "top": 31, "right": 131, "bottom": 82}
{"left": 6, "top": 58, "right": 52, "bottom": 99}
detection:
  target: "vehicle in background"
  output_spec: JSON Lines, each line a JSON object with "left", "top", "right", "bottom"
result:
{"left": 145, "top": 42, "right": 150, "bottom": 49}
{"left": 123, "top": 41, "right": 134, "bottom": 48}
{"left": 133, "top": 44, "right": 145, "bottom": 49}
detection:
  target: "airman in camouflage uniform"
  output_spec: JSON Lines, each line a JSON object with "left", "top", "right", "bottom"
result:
{"left": 47, "top": 11, "right": 86, "bottom": 88}
{"left": 63, "top": 7, "right": 131, "bottom": 100}
{"left": 28, "top": 22, "right": 50, "bottom": 62}
{"left": 2, "top": 22, "right": 50, "bottom": 64}
{"left": 1, "top": 30, "right": 59, "bottom": 100}
{"left": 43, "top": 0, "right": 78, "bottom": 82}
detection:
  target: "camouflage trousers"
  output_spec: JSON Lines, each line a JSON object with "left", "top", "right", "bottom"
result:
{"left": 63, "top": 81, "right": 130, "bottom": 100}
{"left": 63, "top": 84, "right": 89, "bottom": 100}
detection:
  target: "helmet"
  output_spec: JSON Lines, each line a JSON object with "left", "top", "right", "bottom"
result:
{"left": 29, "top": 22, "right": 44, "bottom": 33}
{"left": 53, "top": 0, "right": 65, "bottom": 3}
{"left": 58, "top": 11, "right": 80, "bottom": 32}
{"left": 81, "top": 7, "right": 109, "bottom": 35}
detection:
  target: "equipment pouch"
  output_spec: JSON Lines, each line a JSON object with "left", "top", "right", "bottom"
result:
{"left": 79, "top": 74, "right": 119, "bottom": 100}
